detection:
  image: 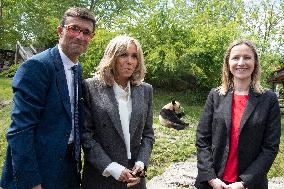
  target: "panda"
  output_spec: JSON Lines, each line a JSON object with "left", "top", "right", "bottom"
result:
{"left": 158, "top": 100, "right": 189, "bottom": 130}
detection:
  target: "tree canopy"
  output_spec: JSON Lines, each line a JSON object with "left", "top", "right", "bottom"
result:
{"left": 1, "top": 0, "right": 284, "bottom": 90}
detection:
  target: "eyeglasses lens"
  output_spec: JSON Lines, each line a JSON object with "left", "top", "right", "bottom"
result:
{"left": 65, "top": 25, "right": 93, "bottom": 38}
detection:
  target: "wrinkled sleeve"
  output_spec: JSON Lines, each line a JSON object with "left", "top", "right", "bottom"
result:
{"left": 81, "top": 80, "right": 113, "bottom": 173}
{"left": 136, "top": 84, "right": 155, "bottom": 169}
{"left": 196, "top": 89, "right": 216, "bottom": 182}
{"left": 6, "top": 59, "right": 50, "bottom": 188}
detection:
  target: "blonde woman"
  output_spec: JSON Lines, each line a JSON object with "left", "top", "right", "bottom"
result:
{"left": 195, "top": 40, "right": 281, "bottom": 189}
{"left": 81, "top": 35, "right": 154, "bottom": 189}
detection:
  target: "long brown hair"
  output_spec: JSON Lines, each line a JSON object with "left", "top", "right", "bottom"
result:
{"left": 218, "top": 39, "right": 263, "bottom": 95}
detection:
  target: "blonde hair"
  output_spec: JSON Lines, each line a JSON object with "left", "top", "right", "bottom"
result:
{"left": 95, "top": 35, "right": 146, "bottom": 86}
{"left": 218, "top": 39, "right": 263, "bottom": 95}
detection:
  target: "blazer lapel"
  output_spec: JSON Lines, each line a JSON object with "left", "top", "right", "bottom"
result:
{"left": 129, "top": 85, "right": 144, "bottom": 139}
{"left": 52, "top": 46, "right": 72, "bottom": 120}
{"left": 223, "top": 90, "right": 233, "bottom": 137}
{"left": 105, "top": 86, "right": 125, "bottom": 140}
{"left": 240, "top": 90, "right": 260, "bottom": 131}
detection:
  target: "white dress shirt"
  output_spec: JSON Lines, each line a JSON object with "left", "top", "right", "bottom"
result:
{"left": 58, "top": 45, "right": 78, "bottom": 143}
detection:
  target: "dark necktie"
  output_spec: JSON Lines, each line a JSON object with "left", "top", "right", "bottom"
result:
{"left": 71, "top": 65, "right": 80, "bottom": 163}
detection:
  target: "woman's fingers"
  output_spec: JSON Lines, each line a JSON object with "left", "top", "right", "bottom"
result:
{"left": 127, "top": 177, "right": 140, "bottom": 187}
{"left": 118, "top": 168, "right": 134, "bottom": 182}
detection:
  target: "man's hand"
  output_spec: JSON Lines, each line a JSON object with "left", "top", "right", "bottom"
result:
{"left": 208, "top": 178, "right": 231, "bottom": 189}
{"left": 32, "top": 184, "right": 43, "bottom": 189}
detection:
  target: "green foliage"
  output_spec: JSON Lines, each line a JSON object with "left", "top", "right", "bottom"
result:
{"left": 121, "top": 0, "right": 243, "bottom": 90}
{"left": 260, "top": 52, "right": 284, "bottom": 88}
{"left": 0, "top": 77, "right": 12, "bottom": 101}
{"left": 2, "top": 0, "right": 284, "bottom": 91}
{"left": 147, "top": 123, "right": 197, "bottom": 179}
{"left": 0, "top": 63, "right": 20, "bottom": 78}
{"left": 0, "top": 78, "right": 12, "bottom": 176}
{"left": 0, "top": 105, "right": 11, "bottom": 176}
{"left": 147, "top": 88, "right": 203, "bottom": 179}
{"left": 79, "top": 29, "right": 120, "bottom": 79}
{"left": 268, "top": 115, "right": 284, "bottom": 178}
{"left": 1, "top": 0, "right": 284, "bottom": 181}
{"left": 34, "top": 16, "right": 60, "bottom": 49}
{"left": 0, "top": 78, "right": 284, "bottom": 179}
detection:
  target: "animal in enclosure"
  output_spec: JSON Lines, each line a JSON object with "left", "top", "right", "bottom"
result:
{"left": 159, "top": 100, "right": 189, "bottom": 130}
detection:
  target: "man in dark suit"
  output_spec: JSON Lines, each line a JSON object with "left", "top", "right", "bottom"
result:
{"left": 0, "top": 7, "right": 96, "bottom": 189}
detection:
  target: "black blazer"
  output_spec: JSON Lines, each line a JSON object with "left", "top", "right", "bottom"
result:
{"left": 195, "top": 88, "right": 281, "bottom": 189}
{"left": 81, "top": 78, "right": 155, "bottom": 189}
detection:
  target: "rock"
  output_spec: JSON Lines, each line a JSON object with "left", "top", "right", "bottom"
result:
{"left": 268, "top": 177, "right": 284, "bottom": 189}
{"left": 0, "top": 100, "right": 11, "bottom": 108}
{"left": 147, "top": 159, "right": 284, "bottom": 189}
{"left": 147, "top": 160, "right": 197, "bottom": 189}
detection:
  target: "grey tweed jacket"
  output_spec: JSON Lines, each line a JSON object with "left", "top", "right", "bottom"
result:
{"left": 81, "top": 77, "right": 155, "bottom": 189}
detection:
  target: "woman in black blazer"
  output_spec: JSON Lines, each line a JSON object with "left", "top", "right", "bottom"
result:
{"left": 195, "top": 40, "right": 281, "bottom": 189}
{"left": 81, "top": 35, "right": 154, "bottom": 189}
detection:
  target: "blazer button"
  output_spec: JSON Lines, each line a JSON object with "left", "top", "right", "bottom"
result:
{"left": 59, "top": 156, "right": 64, "bottom": 161}
{"left": 225, "top": 145, "right": 229, "bottom": 152}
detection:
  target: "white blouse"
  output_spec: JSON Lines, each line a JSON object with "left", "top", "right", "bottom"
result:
{"left": 113, "top": 81, "right": 132, "bottom": 159}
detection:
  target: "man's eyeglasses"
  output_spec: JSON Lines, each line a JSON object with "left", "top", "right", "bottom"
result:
{"left": 63, "top": 24, "right": 94, "bottom": 39}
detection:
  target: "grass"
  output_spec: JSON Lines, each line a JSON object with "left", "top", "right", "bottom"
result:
{"left": 268, "top": 115, "right": 284, "bottom": 178}
{"left": 0, "top": 77, "right": 12, "bottom": 178}
{"left": 0, "top": 78, "right": 283, "bottom": 181}
{"left": 0, "top": 78, "right": 12, "bottom": 102}
{"left": 147, "top": 88, "right": 204, "bottom": 179}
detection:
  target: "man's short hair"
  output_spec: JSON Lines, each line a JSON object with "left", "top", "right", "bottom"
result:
{"left": 60, "top": 7, "right": 96, "bottom": 30}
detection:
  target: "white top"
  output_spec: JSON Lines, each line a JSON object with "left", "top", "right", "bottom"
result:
{"left": 58, "top": 45, "right": 78, "bottom": 143}
{"left": 102, "top": 81, "right": 144, "bottom": 180}
{"left": 113, "top": 81, "right": 132, "bottom": 159}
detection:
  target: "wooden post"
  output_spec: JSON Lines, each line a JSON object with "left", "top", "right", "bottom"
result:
{"left": 14, "top": 42, "right": 19, "bottom": 64}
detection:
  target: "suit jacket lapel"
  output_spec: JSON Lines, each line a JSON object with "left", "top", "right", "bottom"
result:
{"left": 105, "top": 86, "right": 125, "bottom": 140}
{"left": 129, "top": 85, "right": 144, "bottom": 139}
{"left": 52, "top": 46, "right": 72, "bottom": 120}
{"left": 78, "top": 64, "right": 83, "bottom": 99}
{"left": 78, "top": 64, "right": 84, "bottom": 130}
{"left": 240, "top": 89, "right": 260, "bottom": 131}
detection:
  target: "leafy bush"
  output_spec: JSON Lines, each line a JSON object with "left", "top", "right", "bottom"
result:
{"left": 0, "top": 63, "right": 20, "bottom": 78}
{"left": 80, "top": 29, "right": 121, "bottom": 79}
